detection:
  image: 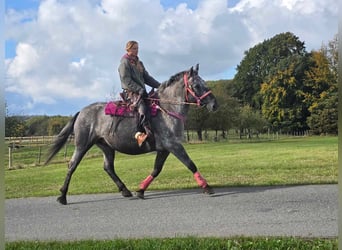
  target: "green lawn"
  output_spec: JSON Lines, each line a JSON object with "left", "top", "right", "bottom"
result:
{"left": 5, "top": 136, "right": 338, "bottom": 248}
{"left": 5, "top": 136, "right": 337, "bottom": 199}
{"left": 5, "top": 237, "right": 338, "bottom": 250}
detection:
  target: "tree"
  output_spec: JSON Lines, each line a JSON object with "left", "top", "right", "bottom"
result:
{"left": 47, "top": 116, "right": 70, "bottom": 135}
{"left": 25, "top": 116, "right": 50, "bottom": 136}
{"left": 206, "top": 80, "right": 240, "bottom": 140}
{"left": 238, "top": 105, "right": 267, "bottom": 139}
{"left": 233, "top": 32, "right": 307, "bottom": 109}
{"left": 307, "top": 92, "right": 337, "bottom": 135}
{"left": 260, "top": 55, "right": 310, "bottom": 132}
{"left": 5, "top": 116, "right": 26, "bottom": 137}
{"left": 324, "top": 34, "right": 338, "bottom": 79}
{"left": 305, "top": 37, "right": 338, "bottom": 134}
{"left": 5, "top": 102, "right": 27, "bottom": 137}
{"left": 186, "top": 106, "right": 209, "bottom": 141}
{"left": 303, "top": 51, "right": 335, "bottom": 107}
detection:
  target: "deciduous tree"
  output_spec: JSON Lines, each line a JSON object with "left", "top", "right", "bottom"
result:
{"left": 260, "top": 55, "right": 310, "bottom": 132}
{"left": 233, "top": 32, "right": 307, "bottom": 109}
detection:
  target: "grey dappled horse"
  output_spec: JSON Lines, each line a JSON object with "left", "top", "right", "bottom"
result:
{"left": 46, "top": 64, "right": 218, "bottom": 205}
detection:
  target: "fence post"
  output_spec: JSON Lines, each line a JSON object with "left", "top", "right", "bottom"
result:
{"left": 37, "top": 146, "right": 42, "bottom": 165}
{"left": 64, "top": 144, "right": 68, "bottom": 159}
{"left": 8, "top": 146, "right": 12, "bottom": 169}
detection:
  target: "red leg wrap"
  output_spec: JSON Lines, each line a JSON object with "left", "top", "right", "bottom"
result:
{"left": 194, "top": 171, "right": 208, "bottom": 188}
{"left": 139, "top": 175, "right": 154, "bottom": 190}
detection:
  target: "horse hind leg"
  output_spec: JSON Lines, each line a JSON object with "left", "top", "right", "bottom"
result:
{"left": 58, "top": 149, "right": 87, "bottom": 205}
{"left": 98, "top": 142, "right": 132, "bottom": 197}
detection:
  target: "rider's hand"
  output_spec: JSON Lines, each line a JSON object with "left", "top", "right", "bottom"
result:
{"left": 139, "top": 89, "right": 148, "bottom": 97}
{"left": 138, "top": 88, "right": 145, "bottom": 95}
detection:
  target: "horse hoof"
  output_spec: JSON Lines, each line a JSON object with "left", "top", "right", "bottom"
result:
{"left": 203, "top": 185, "right": 215, "bottom": 195}
{"left": 57, "top": 196, "right": 67, "bottom": 205}
{"left": 121, "top": 188, "right": 133, "bottom": 197}
{"left": 136, "top": 189, "right": 145, "bottom": 199}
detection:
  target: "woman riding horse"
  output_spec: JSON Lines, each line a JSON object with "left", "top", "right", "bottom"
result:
{"left": 46, "top": 64, "right": 218, "bottom": 204}
{"left": 118, "top": 40, "right": 161, "bottom": 146}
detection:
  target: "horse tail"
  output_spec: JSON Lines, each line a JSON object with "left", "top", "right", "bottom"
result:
{"left": 45, "top": 112, "right": 80, "bottom": 165}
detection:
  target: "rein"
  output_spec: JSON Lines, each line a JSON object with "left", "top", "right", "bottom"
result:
{"left": 155, "top": 104, "right": 186, "bottom": 123}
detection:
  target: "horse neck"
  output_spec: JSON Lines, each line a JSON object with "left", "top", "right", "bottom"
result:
{"left": 158, "top": 80, "right": 189, "bottom": 116}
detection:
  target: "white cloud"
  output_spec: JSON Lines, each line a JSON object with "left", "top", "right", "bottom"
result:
{"left": 230, "top": 0, "right": 337, "bottom": 49}
{"left": 5, "top": 0, "right": 338, "bottom": 115}
{"left": 7, "top": 43, "right": 40, "bottom": 77}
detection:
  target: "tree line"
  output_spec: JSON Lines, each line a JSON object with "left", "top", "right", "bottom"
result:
{"left": 187, "top": 32, "right": 337, "bottom": 138}
{"left": 233, "top": 32, "right": 337, "bottom": 135}
{"left": 6, "top": 32, "right": 337, "bottom": 138}
{"left": 5, "top": 112, "right": 71, "bottom": 137}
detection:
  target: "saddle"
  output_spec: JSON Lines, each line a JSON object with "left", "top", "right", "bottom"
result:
{"left": 105, "top": 90, "right": 159, "bottom": 117}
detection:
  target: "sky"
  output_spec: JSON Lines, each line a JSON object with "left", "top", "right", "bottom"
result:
{"left": 5, "top": 0, "right": 338, "bottom": 116}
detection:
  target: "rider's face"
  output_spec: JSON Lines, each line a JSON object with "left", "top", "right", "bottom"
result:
{"left": 127, "top": 45, "right": 139, "bottom": 57}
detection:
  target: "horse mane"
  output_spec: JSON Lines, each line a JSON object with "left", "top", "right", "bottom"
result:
{"left": 159, "top": 70, "right": 187, "bottom": 91}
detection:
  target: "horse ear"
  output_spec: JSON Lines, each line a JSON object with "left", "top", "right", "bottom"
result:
{"left": 189, "top": 66, "right": 194, "bottom": 76}
{"left": 195, "top": 63, "right": 199, "bottom": 72}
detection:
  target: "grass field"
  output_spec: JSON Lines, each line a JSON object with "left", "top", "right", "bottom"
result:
{"left": 5, "top": 136, "right": 338, "bottom": 249}
{"left": 5, "top": 136, "right": 337, "bottom": 199}
{"left": 5, "top": 237, "right": 338, "bottom": 250}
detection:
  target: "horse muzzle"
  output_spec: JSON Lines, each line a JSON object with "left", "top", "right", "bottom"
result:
{"left": 204, "top": 98, "right": 218, "bottom": 112}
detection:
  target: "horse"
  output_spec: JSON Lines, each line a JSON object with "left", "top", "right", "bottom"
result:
{"left": 45, "top": 64, "right": 218, "bottom": 205}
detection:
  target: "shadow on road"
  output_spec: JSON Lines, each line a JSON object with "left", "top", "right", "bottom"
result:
{"left": 143, "top": 185, "right": 299, "bottom": 199}
{"left": 64, "top": 185, "right": 309, "bottom": 204}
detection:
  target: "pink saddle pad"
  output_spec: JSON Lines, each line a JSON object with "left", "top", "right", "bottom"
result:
{"left": 105, "top": 102, "right": 131, "bottom": 116}
{"left": 105, "top": 101, "right": 159, "bottom": 117}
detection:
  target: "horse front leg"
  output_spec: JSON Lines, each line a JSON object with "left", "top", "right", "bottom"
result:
{"left": 136, "top": 150, "right": 170, "bottom": 199}
{"left": 169, "top": 143, "right": 214, "bottom": 194}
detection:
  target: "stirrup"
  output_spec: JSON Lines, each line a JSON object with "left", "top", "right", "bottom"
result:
{"left": 135, "top": 132, "right": 148, "bottom": 147}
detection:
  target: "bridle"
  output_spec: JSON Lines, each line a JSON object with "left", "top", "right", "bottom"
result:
{"left": 183, "top": 73, "right": 212, "bottom": 106}
{"left": 145, "top": 71, "right": 213, "bottom": 122}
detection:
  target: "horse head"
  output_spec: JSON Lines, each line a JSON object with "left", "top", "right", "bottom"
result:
{"left": 184, "top": 64, "right": 218, "bottom": 112}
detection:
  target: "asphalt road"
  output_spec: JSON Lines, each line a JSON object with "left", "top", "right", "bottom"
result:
{"left": 5, "top": 185, "right": 337, "bottom": 241}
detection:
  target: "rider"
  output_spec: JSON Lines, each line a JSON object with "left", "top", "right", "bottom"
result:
{"left": 118, "top": 40, "right": 161, "bottom": 146}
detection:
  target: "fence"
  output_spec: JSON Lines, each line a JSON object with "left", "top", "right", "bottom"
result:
{"left": 5, "top": 131, "right": 307, "bottom": 169}
{"left": 5, "top": 136, "right": 56, "bottom": 146}
{"left": 4, "top": 135, "right": 101, "bottom": 170}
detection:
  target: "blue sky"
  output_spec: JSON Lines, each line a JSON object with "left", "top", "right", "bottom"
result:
{"left": 5, "top": 0, "right": 338, "bottom": 116}
{"left": 6, "top": 0, "right": 40, "bottom": 12}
